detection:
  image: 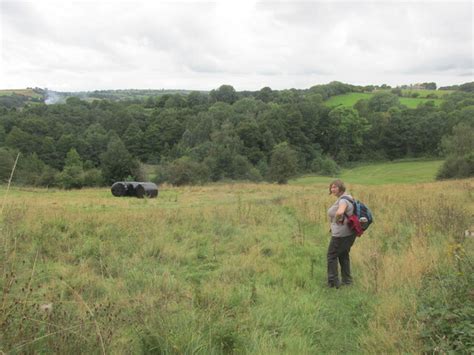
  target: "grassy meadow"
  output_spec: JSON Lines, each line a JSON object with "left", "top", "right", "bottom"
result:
{"left": 0, "top": 88, "right": 42, "bottom": 98}
{"left": 292, "top": 160, "right": 444, "bottom": 185}
{"left": 1, "top": 164, "right": 473, "bottom": 353}
{"left": 325, "top": 91, "right": 445, "bottom": 108}
{"left": 325, "top": 92, "right": 373, "bottom": 107}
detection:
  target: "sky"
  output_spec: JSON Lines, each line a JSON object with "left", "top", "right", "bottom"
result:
{"left": 0, "top": 0, "right": 472, "bottom": 92}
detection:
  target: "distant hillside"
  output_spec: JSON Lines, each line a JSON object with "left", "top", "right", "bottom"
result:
{"left": 0, "top": 88, "right": 46, "bottom": 108}
{"left": 0, "top": 88, "right": 205, "bottom": 106}
{"left": 0, "top": 88, "right": 44, "bottom": 98}
{"left": 325, "top": 93, "right": 373, "bottom": 107}
{"left": 325, "top": 89, "right": 450, "bottom": 108}
{"left": 0, "top": 81, "right": 472, "bottom": 188}
{"left": 0, "top": 82, "right": 469, "bottom": 109}
{"left": 46, "top": 89, "right": 202, "bottom": 104}
{"left": 290, "top": 159, "right": 444, "bottom": 185}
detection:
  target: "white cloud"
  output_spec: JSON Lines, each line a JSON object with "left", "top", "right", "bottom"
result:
{"left": 0, "top": 0, "right": 472, "bottom": 91}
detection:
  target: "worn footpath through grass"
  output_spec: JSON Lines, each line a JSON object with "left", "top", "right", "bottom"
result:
{"left": 0, "top": 178, "right": 472, "bottom": 353}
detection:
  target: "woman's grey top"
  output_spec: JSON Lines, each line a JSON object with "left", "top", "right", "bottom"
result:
{"left": 327, "top": 194, "right": 355, "bottom": 237}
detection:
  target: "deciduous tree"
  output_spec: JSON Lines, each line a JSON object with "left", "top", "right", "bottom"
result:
{"left": 268, "top": 142, "right": 298, "bottom": 184}
{"left": 58, "top": 148, "right": 84, "bottom": 189}
{"left": 100, "top": 137, "right": 139, "bottom": 184}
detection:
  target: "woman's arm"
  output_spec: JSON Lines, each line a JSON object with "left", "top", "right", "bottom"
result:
{"left": 335, "top": 200, "right": 348, "bottom": 223}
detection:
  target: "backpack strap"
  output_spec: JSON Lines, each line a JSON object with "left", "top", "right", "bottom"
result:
{"left": 339, "top": 196, "right": 354, "bottom": 203}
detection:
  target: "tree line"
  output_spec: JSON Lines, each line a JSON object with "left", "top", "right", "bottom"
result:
{"left": 0, "top": 81, "right": 472, "bottom": 187}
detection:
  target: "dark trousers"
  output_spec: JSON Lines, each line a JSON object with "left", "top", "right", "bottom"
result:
{"left": 327, "top": 234, "right": 356, "bottom": 287}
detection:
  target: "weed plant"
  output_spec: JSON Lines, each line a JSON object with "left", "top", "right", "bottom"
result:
{"left": 0, "top": 178, "right": 472, "bottom": 353}
{"left": 417, "top": 235, "right": 474, "bottom": 353}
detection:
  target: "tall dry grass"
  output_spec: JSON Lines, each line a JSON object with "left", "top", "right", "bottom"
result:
{"left": 0, "top": 179, "right": 472, "bottom": 353}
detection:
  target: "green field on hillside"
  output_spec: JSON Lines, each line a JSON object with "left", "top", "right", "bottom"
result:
{"left": 325, "top": 92, "right": 373, "bottom": 107}
{"left": 399, "top": 97, "right": 443, "bottom": 108}
{"left": 0, "top": 88, "right": 43, "bottom": 98}
{"left": 325, "top": 91, "right": 445, "bottom": 108}
{"left": 291, "top": 160, "right": 444, "bottom": 186}
{"left": 402, "top": 89, "right": 453, "bottom": 97}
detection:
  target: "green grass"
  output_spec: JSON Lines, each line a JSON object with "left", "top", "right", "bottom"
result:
{"left": 325, "top": 93, "right": 373, "bottom": 107}
{"left": 0, "top": 88, "right": 42, "bottom": 98}
{"left": 399, "top": 97, "right": 443, "bottom": 108}
{"left": 401, "top": 89, "right": 453, "bottom": 98}
{"left": 1, "top": 161, "right": 471, "bottom": 354}
{"left": 291, "top": 160, "right": 444, "bottom": 185}
{"left": 325, "top": 90, "right": 445, "bottom": 109}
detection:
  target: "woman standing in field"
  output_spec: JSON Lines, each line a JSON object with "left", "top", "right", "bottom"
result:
{"left": 327, "top": 179, "right": 356, "bottom": 288}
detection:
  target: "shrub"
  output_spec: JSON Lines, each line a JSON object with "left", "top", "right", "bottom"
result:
{"left": 132, "top": 163, "right": 148, "bottom": 182}
{"left": 38, "top": 166, "right": 59, "bottom": 187}
{"left": 436, "top": 153, "right": 474, "bottom": 179}
{"left": 391, "top": 88, "right": 402, "bottom": 96}
{"left": 15, "top": 153, "right": 46, "bottom": 186}
{"left": 437, "top": 123, "right": 474, "bottom": 180}
{"left": 368, "top": 92, "right": 400, "bottom": 112}
{"left": 256, "top": 159, "right": 268, "bottom": 178}
{"left": 310, "top": 154, "right": 340, "bottom": 176}
{"left": 268, "top": 142, "right": 298, "bottom": 184}
{"left": 231, "top": 154, "right": 261, "bottom": 181}
{"left": 83, "top": 168, "right": 104, "bottom": 187}
{"left": 0, "top": 148, "right": 15, "bottom": 183}
{"left": 246, "top": 166, "right": 263, "bottom": 182}
{"left": 417, "top": 245, "right": 474, "bottom": 353}
{"left": 153, "top": 162, "right": 170, "bottom": 185}
{"left": 58, "top": 149, "right": 84, "bottom": 189}
{"left": 100, "top": 138, "right": 139, "bottom": 184}
{"left": 158, "top": 157, "right": 210, "bottom": 186}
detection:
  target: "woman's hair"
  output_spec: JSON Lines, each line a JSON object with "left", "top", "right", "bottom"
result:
{"left": 329, "top": 179, "right": 346, "bottom": 194}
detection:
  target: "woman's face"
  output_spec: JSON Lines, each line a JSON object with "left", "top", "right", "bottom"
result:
{"left": 330, "top": 184, "right": 342, "bottom": 196}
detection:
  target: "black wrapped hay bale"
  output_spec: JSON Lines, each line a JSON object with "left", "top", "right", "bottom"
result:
{"left": 111, "top": 181, "right": 158, "bottom": 198}
{"left": 136, "top": 182, "right": 159, "bottom": 198}
{"left": 111, "top": 182, "right": 128, "bottom": 197}
{"left": 125, "top": 182, "right": 141, "bottom": 196}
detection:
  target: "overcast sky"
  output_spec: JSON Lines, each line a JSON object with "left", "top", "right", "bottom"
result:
{"left": 1, "top": 0, "right": 472, "bottom": 92}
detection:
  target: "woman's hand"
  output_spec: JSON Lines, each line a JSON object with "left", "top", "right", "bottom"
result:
{"left": 335, "top": 200, "right": 348, "bottom": 224}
